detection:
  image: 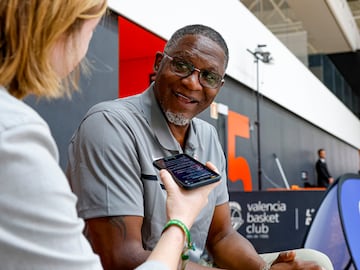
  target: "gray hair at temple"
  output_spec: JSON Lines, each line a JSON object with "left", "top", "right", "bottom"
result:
{"left": 164, "top": 24, "right": 229, "bottom": 70}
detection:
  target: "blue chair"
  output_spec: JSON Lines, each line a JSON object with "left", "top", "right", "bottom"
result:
{"left": 303, "top": 173, "right": 360, "bottom": 270}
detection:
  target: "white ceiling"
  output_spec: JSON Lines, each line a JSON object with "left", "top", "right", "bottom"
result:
{"left": 240, "top": 0, "right": 360, "bottom": 54}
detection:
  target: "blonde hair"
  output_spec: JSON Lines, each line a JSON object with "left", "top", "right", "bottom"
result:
{"left": 0, "top": 0, "right": 107, "bottom": 99}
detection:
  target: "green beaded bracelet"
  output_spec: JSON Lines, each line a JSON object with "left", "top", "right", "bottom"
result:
{"left": 162, "top": 219, "right": 195, "bottom": 254}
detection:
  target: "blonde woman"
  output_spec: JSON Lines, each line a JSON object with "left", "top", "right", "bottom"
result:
{"left": 0, "top": 1, "right": 218, "bottom": 269}
{"left": 0, "top": 1, "right": 106, "bottom": 268}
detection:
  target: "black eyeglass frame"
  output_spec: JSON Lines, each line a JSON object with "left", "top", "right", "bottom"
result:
{"left": 163, "top": 53, "right": 224, "bottom": 89}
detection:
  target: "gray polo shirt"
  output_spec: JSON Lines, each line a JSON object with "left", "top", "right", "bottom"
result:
{"left": 67, "top": 85, "right": 229, "bottom": 262}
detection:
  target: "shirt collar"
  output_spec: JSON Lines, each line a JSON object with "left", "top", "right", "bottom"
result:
{"left": 139, "top": 84, "right": 199, "bottom": 152}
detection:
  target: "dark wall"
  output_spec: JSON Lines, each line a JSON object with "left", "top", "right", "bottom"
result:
{"left": 25, "top": 13, "right": 119, "bottom": 169}
{"left": 200, "top": 77, "right": 359, "bottom": 190}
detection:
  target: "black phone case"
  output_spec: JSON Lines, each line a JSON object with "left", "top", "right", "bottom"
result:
{"left": 153, "top": 153, "right": 221, "bottom": 190}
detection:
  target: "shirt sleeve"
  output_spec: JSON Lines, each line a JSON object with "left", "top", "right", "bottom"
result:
{"left": 135, "top": 261, "right": 169, "bottom": 270}
{"left": 67, "top": 109, "right": 145, "bottom": 219}
{"left": 0, "top": 121, "right": 102, "bottom": 270}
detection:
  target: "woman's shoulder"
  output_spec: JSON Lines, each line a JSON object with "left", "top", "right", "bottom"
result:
{"left": 0, "top": 88, "right": 47, "bottom": 131}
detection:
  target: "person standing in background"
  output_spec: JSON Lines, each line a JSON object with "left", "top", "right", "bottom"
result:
{"left": 358, "top": 149, "right": 360, "bottom": 174}
{"left": 316, "top": 149, "right": 334, "bottom": 188}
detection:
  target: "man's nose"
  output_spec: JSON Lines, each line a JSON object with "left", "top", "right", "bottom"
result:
{"left": 182, "top": 69, "right": 203, "bottom": 91}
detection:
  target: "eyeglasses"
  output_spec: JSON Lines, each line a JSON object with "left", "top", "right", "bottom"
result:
{"left": 163, "top": 53, "right": 224, "bottom": 89}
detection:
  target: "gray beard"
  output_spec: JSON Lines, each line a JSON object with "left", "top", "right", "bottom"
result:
{"left": 164, "top": 111, "right": 190, "bottom": 126}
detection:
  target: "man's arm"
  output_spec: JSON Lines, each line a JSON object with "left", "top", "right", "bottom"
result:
{"left": 322, "top": 164, "right": 331, "bottom": 179}
{"left": 205, "top": 203, "right": 265, "bottom": 270}
{"left": 85, "top": 216, "right": 151, "bottom": 270}
{"left": 205, "top": 203, "right": 327, "bottom": 270}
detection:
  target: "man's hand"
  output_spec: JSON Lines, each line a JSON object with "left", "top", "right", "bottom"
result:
{"left": 270, "top": 251, "right": 325, "bottom": 270}
{"left": 272, "top": 251, "right": 296, "bottom": 264}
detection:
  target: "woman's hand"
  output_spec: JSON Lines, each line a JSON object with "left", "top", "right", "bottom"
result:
{"left": 160, "top": 161, "right": 221, "bottom": 229}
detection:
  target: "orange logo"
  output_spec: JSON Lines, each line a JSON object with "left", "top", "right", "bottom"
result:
{"left": 227, "top": 110, "right": 252, "bottom": 191}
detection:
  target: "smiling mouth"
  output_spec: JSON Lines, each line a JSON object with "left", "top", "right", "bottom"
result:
{"left": 175, "top": 92, "right": 198, "bottom": 104}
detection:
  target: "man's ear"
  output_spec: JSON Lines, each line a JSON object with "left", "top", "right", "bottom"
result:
{"left": 153, "top": 51, "right": 164, "bottom": 71}
{"left": 220, "top": 79, "right": 225, "bottom": 88}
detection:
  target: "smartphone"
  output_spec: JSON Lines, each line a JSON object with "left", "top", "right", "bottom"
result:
{"left": 153, "top": 153, "right": 221, "bottom": 190}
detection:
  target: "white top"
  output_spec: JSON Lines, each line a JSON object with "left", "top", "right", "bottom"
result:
{"left": 0, "top": 86, "right": 102, "bottom": 270}
{"left": 135, "top": 261, "right": 169, "bottom": 270}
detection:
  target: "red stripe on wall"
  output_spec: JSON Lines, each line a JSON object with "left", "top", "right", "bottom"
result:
{"left": 118, "top": 16, "right": 166, "bottom": 97}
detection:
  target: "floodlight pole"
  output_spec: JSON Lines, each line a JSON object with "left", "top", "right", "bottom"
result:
{"left": 246, "top": 45, "right": 272, "bottom": 191}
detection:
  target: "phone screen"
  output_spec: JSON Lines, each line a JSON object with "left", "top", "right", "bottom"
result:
{"left": 153, "top": 154, "right": 221, "bottom": 189}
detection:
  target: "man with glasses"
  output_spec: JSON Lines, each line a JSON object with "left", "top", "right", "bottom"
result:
{"left": 67, "top": 24, "right": 332, "bottom": 270}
